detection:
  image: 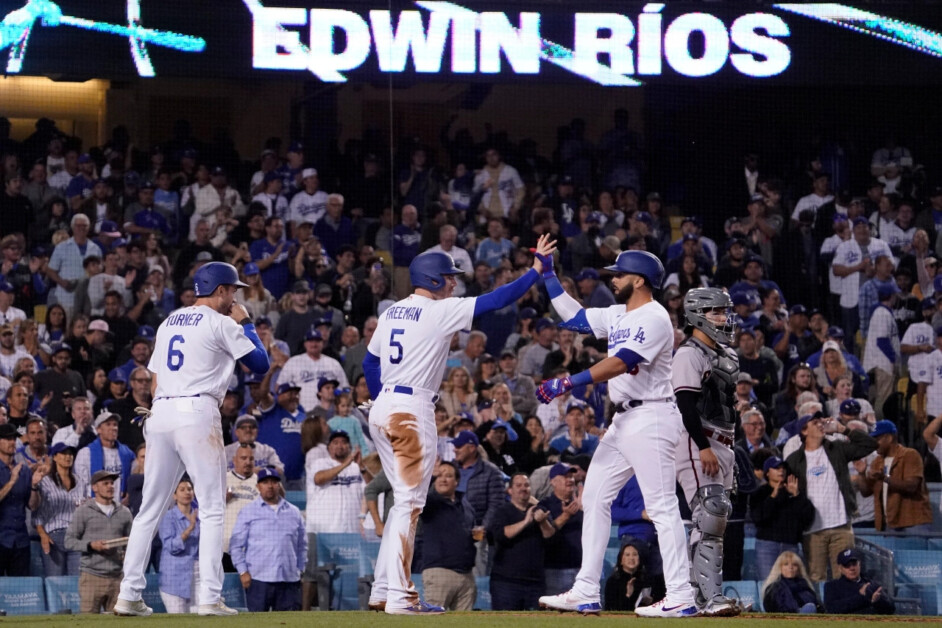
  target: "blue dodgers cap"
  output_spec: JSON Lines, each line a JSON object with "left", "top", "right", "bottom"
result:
{"left": 456, "top": 412, "right": 475, "bottom": 425}
{"left": 276, "top": 382, "right": 301, "bottom": 395}
{"left": 839, "top": 399, "right": 862, "bottom": 415}
{"left": 48, "top": 442, "right": 77, "bottom": 457}
{"left": 549, "top": 462, "right": 577, "bottom": 479}
{"left": 922, "top": 297, "right": 937, "bottom": 311}
{"left": 877, "top": 283, "right": 900, "bottom": 300}
{"left": 682, "top": 233, "right": 700, "bottom": 242}
{"left": 305, "top": 327, "right": 323, "bottom": 341}
{"left": 575, "top": 268, "right": 600, "bottom": 282}
{"left": 837, "top": 548, "right": 862, "bottom": 566}
{"left": 0, "top": 281, "right": 13, "bottom": 293}
{"left": 490, "top": 419, "right": 518, "bottom": 442}
{"left": 243, "top": 262, "right": 260, "bottom": 276}
{"left": 107, "top": 368, "right": 127, "bottom": 384}
{"left": 534, "top": 318, "right": 555, "bottom": 333}
{"left": 256, "top": 467, "right": 281, "bottom": 482}
{"left": 681, "top": 215, "right": 702, "bottom": 227}
{"left": 869, "top": 420, "right": 898, "bottom": 438}
{"left": 317, "top": 377, "right": 340, "bottom": 391}
{"left": 827, "top": 326, "right": 845, "bottom": 339}
{"left": 789, "top": 304, "right": 808, "bottom": 316}
{"left": 585, "top": 211, "right": 603, "bottom": 224}
{"left": 243, "top": 371, "right": 265, "bottom": 385}
{"left": 287, "top": 141, "right": 304, "bottom": 153}
{"left": 255, "top": 315, "right": 272, "bottom": 327}
{"left": 137, "top": 325, "right": 156, "bottom": 340}
{"left": 53, "top": 342, "right": 72, "bottom": 355}
{"left": 518, "top": 307, "right": 538, "bottom": 320}
{"left": 263, "top": 170, "right": 280, "bottom": 184}
{"left": 762, "top": 456, "right": 785, "bottom": 475}
{"left": 328, "top": 430, "right": 350, "bottom": 444}
{"left": 450, "top": 431, "right": 479, "bottom": 448}
{"left": 731, "top": 292, "right": 751, "bottom": 306}
{"left": 852, "top": 216, "right": 869, "bottom": 228}
{"left": 633, "top": 211, "right": 653, "bottom": 224}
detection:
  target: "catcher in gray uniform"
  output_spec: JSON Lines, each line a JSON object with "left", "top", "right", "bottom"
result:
{"left": 672, "top": 288, "right": 741, "bottom": 617}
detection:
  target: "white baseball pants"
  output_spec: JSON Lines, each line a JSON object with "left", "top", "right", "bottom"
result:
{"left": 368, "top": 387, "right": 438, "bottom": 612}
{"left": 119, "top": 396, "right": 227, "bottom": 607}
{"left": 570, "top": 401, "right": 696, "bottom": 605}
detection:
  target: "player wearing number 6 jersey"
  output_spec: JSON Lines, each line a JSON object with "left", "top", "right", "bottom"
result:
{"left": 114, "top": 263, "right": 271, "bottom": 617}
{"left": 363, "top": 234, "right": 556, "bottom": 615}
{"left": 535, "top": 250, "right": 699, "bottom": 618}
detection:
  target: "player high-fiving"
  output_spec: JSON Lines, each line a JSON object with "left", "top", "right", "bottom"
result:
{"left": 363, "top": 234, "right": 556, "bottom": 615}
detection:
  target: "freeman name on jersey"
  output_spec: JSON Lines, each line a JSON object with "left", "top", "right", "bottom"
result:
{"left": 384, "top": 306, "right": 423, "bottom": 322}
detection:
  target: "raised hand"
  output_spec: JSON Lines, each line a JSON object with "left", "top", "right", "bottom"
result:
{"left": 531, "top": 234, "right": 558, "bottom": 277}
{"left": 536, "top": 376, "right": 573, "bottom": 404}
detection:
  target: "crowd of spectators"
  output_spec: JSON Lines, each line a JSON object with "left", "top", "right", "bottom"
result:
{"left": 0, "top": 112, "right": 941, "bottom": 614}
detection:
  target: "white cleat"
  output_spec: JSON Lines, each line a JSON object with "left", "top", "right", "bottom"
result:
{"left": 198, "top": 601, "right": 239, "bottom": 616}
{"left": 538, "top": 590, "right": 601, "bottom": 615}
{"left": 635, "top": 598, "right": 700, "bottom": 618}
{"left": 113, "top": 598, "right": 153, "bottom": 616}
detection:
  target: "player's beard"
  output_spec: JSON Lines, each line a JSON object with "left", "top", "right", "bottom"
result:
{"left": 615, "top": 282, "right": 634, "bottom": 304}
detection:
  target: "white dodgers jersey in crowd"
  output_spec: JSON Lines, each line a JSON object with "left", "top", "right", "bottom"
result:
{"left": 584, "top": 300, "right": 675, "bottom": 403}
{"left": 149, "top": 305, "right": 256, "bottom": 404}
{"left": 368, "top": 294, "right": 476, "bottom": 393}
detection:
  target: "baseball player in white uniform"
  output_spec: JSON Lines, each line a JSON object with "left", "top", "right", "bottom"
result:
{"left": 536, "top": 250, "right": 698, "bottom": 618}
{"left": 672, "top": 288, "right": 741, "bottom": 616}
{"left": 362, "top": 235, "right": 556, "bottom": 615}
{"left": 114, "top": 263, "right": 271, "bottom": 617}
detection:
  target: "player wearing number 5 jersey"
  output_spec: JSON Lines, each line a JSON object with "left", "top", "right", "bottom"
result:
{"left": 114, "top": 263, "right": 271, "bottom": 617}
{"left": 362, "top": 234, "right": 556, "bottom": 615}
{"left": 535, "top": 250, "right": 698, "bottom": 618}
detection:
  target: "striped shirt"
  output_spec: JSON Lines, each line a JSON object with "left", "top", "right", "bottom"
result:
{"left": 34, "top": 475, "right": 84, "bottom": 533}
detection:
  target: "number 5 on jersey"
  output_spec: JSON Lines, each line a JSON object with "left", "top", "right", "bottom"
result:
{"left": 389, "top": 329, "right": 404, "bottom": 364}
{"left": 168, "top": 335, "right": 185, "bottom": 371}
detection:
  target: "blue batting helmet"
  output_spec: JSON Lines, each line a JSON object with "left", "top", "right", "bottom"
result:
{"left": 409, "top": 252, "right": 463, "bottom": 291}
{"left": 603, "top": 250, "right": 665, "bottom": 289}
{"left": 193, "top": 262, "right": 248, "bottom": 297}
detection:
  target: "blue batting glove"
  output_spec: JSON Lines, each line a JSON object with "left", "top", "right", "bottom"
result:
{"left": 536, "top": 377, "right": 573, "bottom": 404}
{"left": 534, "top": 251, "right": 555, "bottom": 278}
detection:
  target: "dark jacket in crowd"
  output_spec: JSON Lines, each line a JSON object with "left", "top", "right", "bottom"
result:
{"left": 419, "top": 489, "right": 476, "bottom": 573}
{"left": 458, "top": 457, "right": 506, "bottom": 528}
{"left": 604, "top": 567, "right": 665, "bottom": 611}
{"left": 785, "top": 429, "right": 878, "bottom": 521}
{"left": 750, "top": 483, "right": 815, "bottom": 544}
{"left": 763, "top": 576, "right": 823, "bottom": 613}
{"left": 487, "top": 502, "right": 545, "bottom": 584}
{"left": 823, "top": 575, "right": 896, "bottom": 615}
{"left": 538, "top": 492, "right": 582, "bottom": 569}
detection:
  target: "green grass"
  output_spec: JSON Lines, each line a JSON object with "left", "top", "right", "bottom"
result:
{"left": 3, "top": 612, "right": 942, "bottom": 627}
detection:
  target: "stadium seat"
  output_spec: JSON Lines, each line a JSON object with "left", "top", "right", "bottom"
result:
{"left": 317, "top": 533, "right": 362, "bottom": 567}
{"left": 475, "top": 576, "right": 491, "bottom": 610}
{"left": 221, "top": 572, "right": 248, "bottom": 611}
{"left": 0, "top": 576, "right": 46, "bottom": 615}
{"left": 285, "top": 490, "right": 306, "bottom": 511}
{"left": 333, "top": 570, "right": 361, "bottom": 610}
{"left": 896, "top": 584, "right": 940, "bottom": 616}
{"left": 858, "top": 535, "right": 928, "bottom": 551}
{"left": 894, "top": 550, "right": 942, "bottom": 587}
{"left": 359, "top": 538, "right": 382, "bottom": 577}
{"left": 723, "top": 581, "right": 759, "bottom": 612}
{"left": 928, "top": 538, "right": 942, "bottom": 551}
{"left": 44, "top": 576, "right": 80, "bottom": 614}
{"left": 602, "top": 546, "right": 619, "bottom": 580}
{"left": 143, "top": 573, "right": 168, "bottom": 613}
{"left": 740, "top": 550, "right": 758, "bottom": 581}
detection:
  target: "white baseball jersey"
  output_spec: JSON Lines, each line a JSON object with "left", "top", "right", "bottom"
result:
{"left": 583, "top": 300, "right": 675, "bottom": 403}
{"left": 820, "top": 234, "right": 846, "bottom": 295}
{"left": 287, "top": 189, "right": 328, "bottom": 225}
{"left": 305, "top": 457, "right": 364, "bottom": 533}
{"left": 277, "top": 353, "right": 348, "bottom": 411}
{"left": 862, "top": 305, "right": 898, "bottom": 375}
{"left": 880, "top": 221, "right": 916, "bottom": 253}
{"left": 148, "top": 305, "right": 256, "bottom": 404}
{"left": 832, "top": 237, "right": 894, "bottom": 307}
{"left": 901, "top": 321, "right": 933, "bottom": 372}
{"left": 368, "top": 294, "right": 476, "bottom": 392}
{"left": 911, "top": 349, "right": 942, "bottom": 417}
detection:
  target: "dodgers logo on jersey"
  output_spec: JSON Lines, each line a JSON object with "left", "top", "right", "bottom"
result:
{"left": 845, "top": 251, "right": 860, "bottom": 265}
{"left": 280, "top": 417, "right": 302, "bottom": 434}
